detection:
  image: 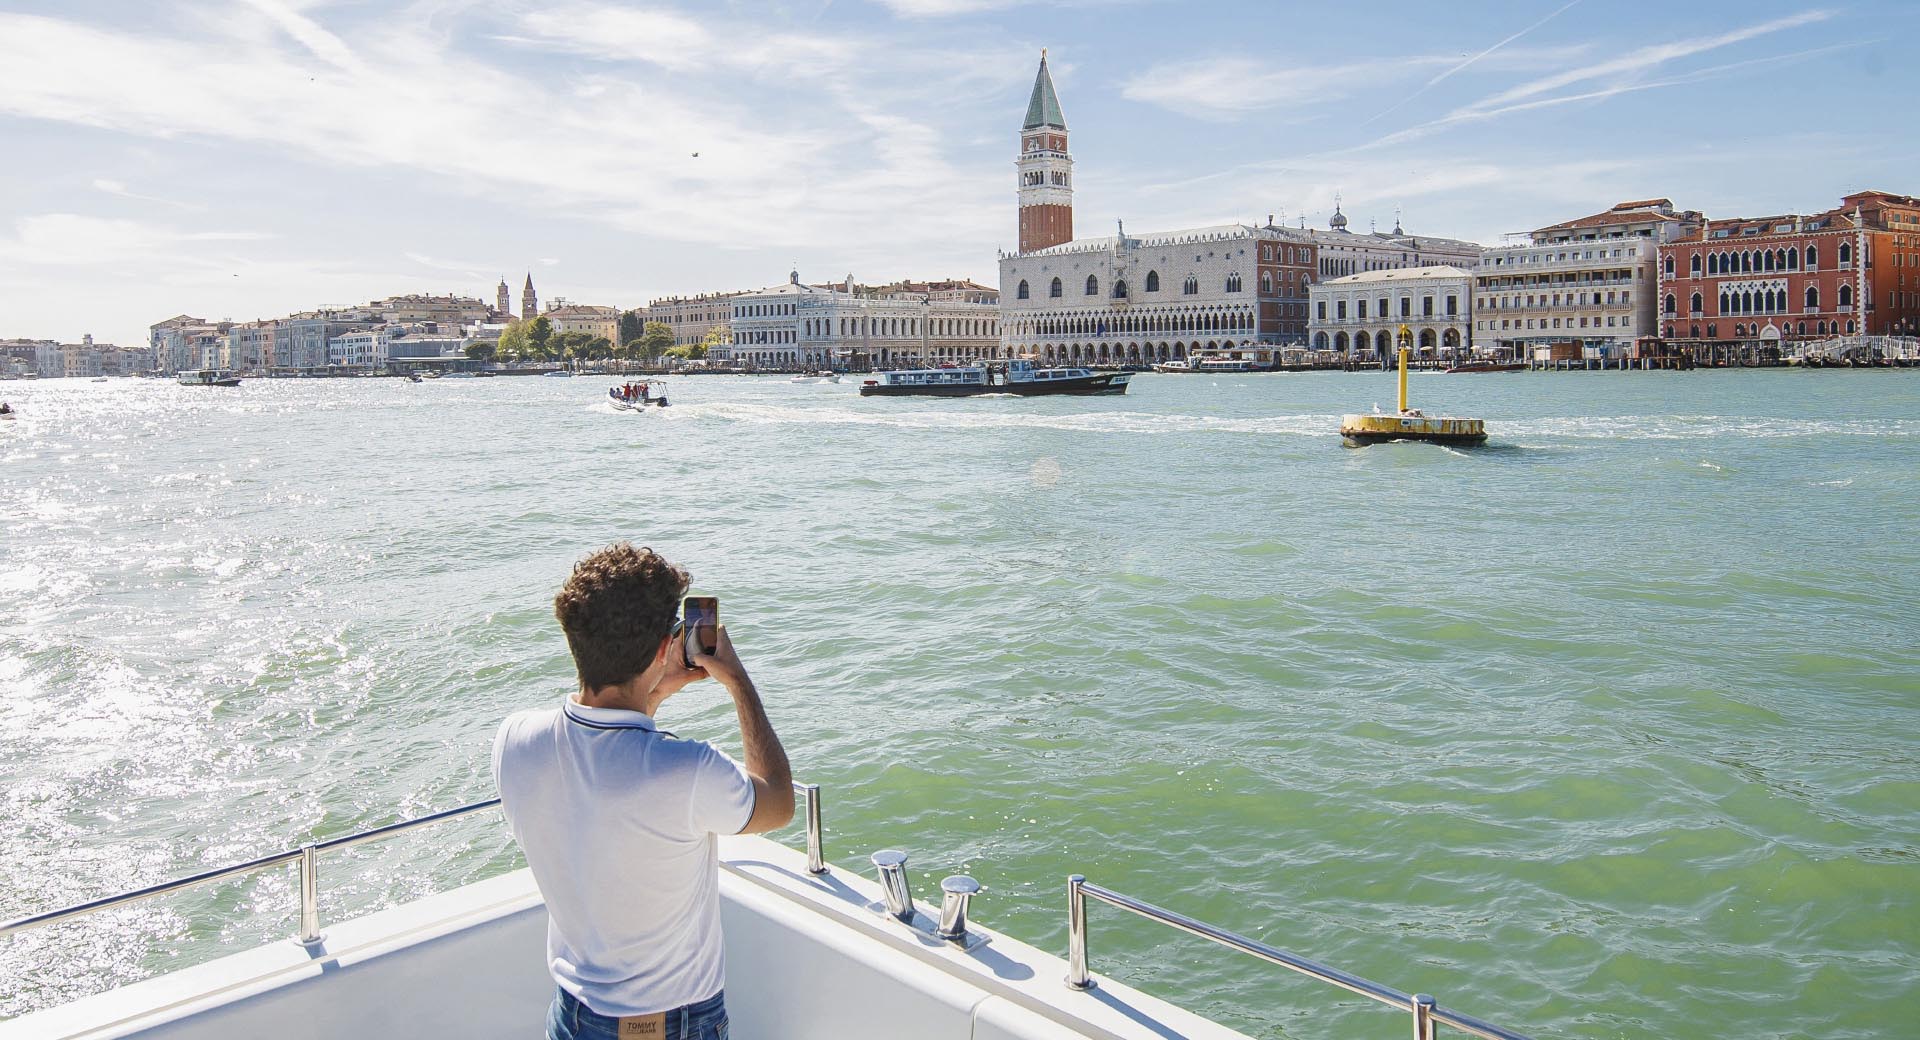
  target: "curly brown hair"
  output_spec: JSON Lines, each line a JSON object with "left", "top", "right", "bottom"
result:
{"left": 554, "top": 543, "right": 690, "bottom": 692}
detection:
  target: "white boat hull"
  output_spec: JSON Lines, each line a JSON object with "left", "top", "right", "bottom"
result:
{"left": 1, "top": 835, "right": 1250, "bottom": 1040}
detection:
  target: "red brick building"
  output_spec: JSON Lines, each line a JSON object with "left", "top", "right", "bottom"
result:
{"left": 1658, "top": 190, "right": 1920, "bottom": 345}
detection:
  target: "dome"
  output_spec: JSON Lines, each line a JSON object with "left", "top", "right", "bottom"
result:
{"left": 1329, "top": 205, "right": 1349, "bottom": 231}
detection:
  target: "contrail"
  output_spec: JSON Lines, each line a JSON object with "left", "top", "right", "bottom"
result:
{"left": 1360, "top": 0, "right": 1580, "bottom": 127}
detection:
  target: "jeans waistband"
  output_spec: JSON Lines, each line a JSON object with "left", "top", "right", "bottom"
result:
{"left": 557, "top": 986, "right": 725, "bottom": 1025}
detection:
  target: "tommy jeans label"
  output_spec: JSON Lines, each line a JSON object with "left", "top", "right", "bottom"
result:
{"left": 617, "top": 1013, "right": 665, "bottom": 1037}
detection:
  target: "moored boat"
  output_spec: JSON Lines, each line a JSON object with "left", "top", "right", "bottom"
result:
{"left": 1151, "top": 358, "right": 1197, "bottom": 373}
{"left": 1445, "top": 361, "right": 1526, "bottom": 374}
{"left": 177, "top": 370, "right": 242, "bottom": 387}
{"left": 859, "top": 358, "right": 1129, "bottom": 397}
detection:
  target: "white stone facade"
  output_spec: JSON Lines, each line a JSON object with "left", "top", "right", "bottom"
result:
{"left": 1309, "top": 266, "right": 1473, "bottom": 354}
{"left": 999, "top": 224, "right": 1316, "bottom": 366}
{"left": 1474, "top": 200, "right": 1699, "bottom": 355}
{"left": 730, "top": 273, "right": 1000, "bottom": 369}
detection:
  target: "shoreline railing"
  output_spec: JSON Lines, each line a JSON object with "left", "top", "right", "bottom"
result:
{"left": 3, "top": 781, "right": 1530, "bottom": 1040}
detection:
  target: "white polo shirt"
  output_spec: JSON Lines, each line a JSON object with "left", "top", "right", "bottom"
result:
{"left": 492, "top": 698, "right": 756, "bottom": 1017}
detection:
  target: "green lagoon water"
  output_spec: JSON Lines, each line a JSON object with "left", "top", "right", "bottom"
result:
{"left": 1, "top": 371, "right": 1916, "bottom": 1037}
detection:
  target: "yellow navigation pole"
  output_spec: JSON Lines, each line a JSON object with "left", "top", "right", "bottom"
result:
{"left": 1397, "top": 324, "right": 1412, "bottom": 413}
{"left": 1338, "top": 323, "right": 1487, "bottom": 447}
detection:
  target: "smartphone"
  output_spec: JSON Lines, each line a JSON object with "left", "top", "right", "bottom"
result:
{"left": 682, "top": 596, "right": 719, "bottom": 666}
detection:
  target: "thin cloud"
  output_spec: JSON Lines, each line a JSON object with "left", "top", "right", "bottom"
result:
{"left": 1361, "top": 0, "right": 1581, "bottom": 126}
{"left": 1336, "top": 9, "right": 1841, "bottom": 155}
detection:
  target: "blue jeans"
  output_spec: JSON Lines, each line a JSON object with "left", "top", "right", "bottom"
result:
{"left": 546, "top": 987, "right": 728, "bottom": 1040}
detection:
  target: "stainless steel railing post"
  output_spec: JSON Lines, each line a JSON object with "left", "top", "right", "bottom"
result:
{"left": 795, "top": 782, "right": 826, "bottom": 875}
{"left": 1414, "top": 993, "right": 1437, "bottom": 1040}
{"left": 870, "top": 850, "right": 914, "bottom": 922}
{"left": 934, "top": 875, "right": 980, "bottom": 942}
{"left": 1065, "top": 874, "right": 1093, "bottom": 989}
{"left": 296, "top": 846, "right": 323, "bottom": 945}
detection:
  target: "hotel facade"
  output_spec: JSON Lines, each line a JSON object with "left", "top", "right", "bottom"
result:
{"left": 1474, "top": 199, "right": 1700, "bottom": 357}
{"left": 1657, "top": 190, "right": 1920, "bottom": 345}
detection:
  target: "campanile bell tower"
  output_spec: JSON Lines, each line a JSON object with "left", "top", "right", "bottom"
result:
{"left": 1017, "top": 50, "right": 1072, "bottom": 254}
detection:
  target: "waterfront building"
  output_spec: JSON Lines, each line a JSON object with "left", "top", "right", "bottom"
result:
{"left": 647, "top": 291, "right": 744, "bottom": 349}
{"left": 0, "top": 338, "right": 62, "bottom": 377}
{"left": 728, "top": 271, "right": 1000, "bottom": 369}
{"left": 521, "top": 275, "right": 538, "bottom": 321}
{"left": 273, "top": 310, "right": 379, "bottom": 371}
{"left": 542, "top": 302, "right": 621, "bottom": 343}
{"left": 1305, "top": 204, "right": 1482, "bottom": 279}
{"left": 222, "top": 320, "right": 276, "bottom": 372}
{"left": 1475, "top": 199, "right": 1700, "bottom": 358}
{"left": 995, "top": 53, "right": 1489, "bottom": 364}
{"left": 1658, "top": 190, "right": 1920, "bottom": 345}
{"left": 1308, "top": 266, "right": 1473, "bottom": 355}
{"left": 371, "top": 294, "right": 492, "bottom": 326}
{"left": 148, "top": 315, "right": 210, "bottom": 374}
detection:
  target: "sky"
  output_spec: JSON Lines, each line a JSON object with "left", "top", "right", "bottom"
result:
{"left": 1, "top": 0, "right": 1915, "bottom": 348}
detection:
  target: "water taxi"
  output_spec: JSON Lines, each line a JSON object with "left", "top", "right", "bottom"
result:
{"left": 608, "top": 382, "right": 669, "bottom": 410}
{"left": 791, "top": 370, "right": 841, "bottom": 384}
{"left": 1151, "top": 358, "right": 1197, "bottom": 373}
{"left": 0, "top": 781, "right": 1536, "bottom": 1040}
{"left": 177, "top": 370, "right": 242, "bottom": 387}
{"left": 859, "top": 358, "right": 1129, "bottom": 397}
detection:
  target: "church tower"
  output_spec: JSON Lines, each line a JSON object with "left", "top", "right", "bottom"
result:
{"left": 496, "top": 277, "right": 510, "bottom": 317}
{"left": 521, "top": 274, "right": 537, "bottom": 321}
{"left": 1017, "top": 50, "right": 1072, "bottom": 254}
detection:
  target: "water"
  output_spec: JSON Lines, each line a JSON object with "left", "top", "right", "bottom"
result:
{"left": 2, "top": 371, "right": 1916, "bottom": 1038}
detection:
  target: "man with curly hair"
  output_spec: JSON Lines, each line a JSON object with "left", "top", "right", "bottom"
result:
{"left": 494, "top": 543, "right": 792, "bottom": 1040}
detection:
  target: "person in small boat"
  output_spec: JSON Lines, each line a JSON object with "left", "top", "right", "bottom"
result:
{"left": 0, "top": 402, "right": 12, "bottom": 415}
{"left": 494, "top": 544, "right": 791, "bottom": 1040}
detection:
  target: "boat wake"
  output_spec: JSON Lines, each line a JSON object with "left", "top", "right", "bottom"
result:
{"left": 673, "top": 401, "right": 1337, "bottom": 437}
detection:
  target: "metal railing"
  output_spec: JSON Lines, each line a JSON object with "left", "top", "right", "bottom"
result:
{"left": 1064, "top": 876, "right": 1533, "bottom": 1040}
{"left": 0, "top": 781, "right": 828, "bottom": 944}
{"left": 4, "top": 780, "right": 1536, "bottom": 1040}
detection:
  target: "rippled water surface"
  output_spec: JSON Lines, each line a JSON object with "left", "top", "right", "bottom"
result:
{"left": 2, "top": 371, "right": 1916, "bottom": 1038}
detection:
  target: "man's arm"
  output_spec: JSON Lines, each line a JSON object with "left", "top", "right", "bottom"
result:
{"left": 693, "top": 626, "right": 794, "bottom": 834}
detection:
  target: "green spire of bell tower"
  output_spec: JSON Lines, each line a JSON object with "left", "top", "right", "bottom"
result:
{"left": 1023, "top": 49, "right": 1066, "bottom": 130}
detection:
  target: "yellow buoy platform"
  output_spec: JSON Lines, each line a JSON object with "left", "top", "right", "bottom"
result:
{"left": 1340, "top": 336, "right": 1488, "bottom": 448}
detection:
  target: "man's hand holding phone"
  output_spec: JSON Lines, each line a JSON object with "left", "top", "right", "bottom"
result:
{"left": 688, "top": 625, "right": 750, "bottom": 695}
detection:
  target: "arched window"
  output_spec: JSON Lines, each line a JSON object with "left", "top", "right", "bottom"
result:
{"left": 1775, "top": 249, "right": 1786, "bottom": 270}
{"left": 1690, "top": 253, "right": 1702, "bottom": 276}
{"left": 1763, "top": 250, "right": 1774, "bottom": 272}
{"left": 1017, "top": 280, "right": 1029, "bottom": 300}
{"left": 1839, "top": 284, "right": 1853, "bottom": 306}
{"left": 1719, "top": 291, "right": 1731, "bottom": 313}
{"left": 1145, "top": 271, "right": 1160, "bottom": 293}
{"left": 1706, "top": 254, "right": 1717, "bottom": 275}
{"left": 1085, "top": 275, "right": 1099, "bottom": 296}
{"left": 1664, "top": 293, "right": 1676, "bottom": 316}
{"left": 1225, "top": 273, "right": 1243, "bottom": 292}
{"left": 1049, "top": 277, "right": 1062, "bottom": 298}
{"left": 1805, "top": 285, "right": 1819, "bottom": 309}
{"left": 1112, "top": 279, "right": 1128, "bottom": 299}
{"left": 1260, "top": 272, "right": 1272, "bottom": 293}
{"left": 1183, "top": 276, "right": 1198, "bottom": 295}
{"left": 1839, "top": 242, "right": 1852, "bottom": 265}
{"left": 1691, "top": 292, "right": 1702, "bottom": 314}
{"left": 1663, "top": 255, "right": 1674, "bottom": 276}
